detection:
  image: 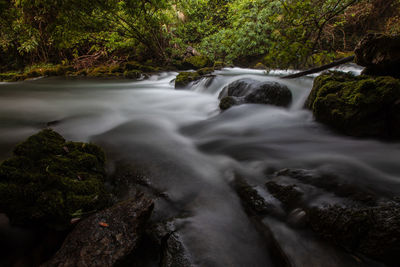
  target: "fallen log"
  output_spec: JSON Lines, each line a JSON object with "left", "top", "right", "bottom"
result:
{"left": 281, "top": 55, "right": 355, "bottom": 79}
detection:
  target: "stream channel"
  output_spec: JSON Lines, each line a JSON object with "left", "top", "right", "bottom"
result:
{"left": 0, "top": 66, "right": 399, "bottom": 266}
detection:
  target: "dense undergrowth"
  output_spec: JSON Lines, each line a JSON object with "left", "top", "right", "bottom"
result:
{"left": 0, "top": 0, "right": 399, "bottom": 73}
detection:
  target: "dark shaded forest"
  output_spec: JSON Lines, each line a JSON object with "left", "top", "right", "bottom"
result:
{"left": 1, "top": 0, "right": 399, "bottom": 73}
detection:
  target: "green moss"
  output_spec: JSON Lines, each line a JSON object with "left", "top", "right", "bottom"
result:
{"left": 197, "top": 67, "right": 214, "bottom": 76}
{"left": 124, "top": 61, "right": 157, "bottom": 72}
{"left": 87, "top": 65, "right": 111, "bottom": 77}
{"left": 306, "top": 72, "right": 400, "bottom": 138}
{"left": 213, "top": 61, "right": 225, "bottom": 70}
{"left": 253, "top": 62, "right": 266, "bottom": 69}
{"left": 175, "top": 71, "right": 200, "bottom": 88}
{"left": 0, "top": 129, "right": 110, "bottom": 229}
{"left": 183, "top": 55, "right": 211, "bottom": 69}
{"left": 219, "top": 96, "right": 237, "bottom": 110}
{"left": 123, "top": 70, "right": 142, "bottom": 79}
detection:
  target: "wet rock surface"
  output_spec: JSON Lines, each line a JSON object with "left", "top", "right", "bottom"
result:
{"left": 42, "top": 193, "right": 154, "bottom": 267}
{"left": 355, "top": 33, "right": 400, "bottom": 78}
{"left": 264, "top": 168, "right": 400, "bottom": 266}
{"left": 305, "top": 71, "right": 400, "bottom": 139}
{"left": 308, "top": 202, "right": 400, "bottom": 266}
{"left": 218, "top": 79, "right": 292, "bottom": 110}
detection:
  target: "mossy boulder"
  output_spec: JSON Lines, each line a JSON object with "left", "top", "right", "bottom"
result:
{"left": 124, "top": 70, "right": 142, "bottom": 79}
{"left": 175, "top": 71, "right": 200, "bottom": 89}
{"left": 182, "top": 55, "right": 211, "bottom": 69}
{"left": 0, "top": 129, "right": 110, "bottom": 229}
{"left": 174, "top": 67, "right": 216, "bottom": 89}
{"left": 355, "top": 33, "right": 400, "bottom": 78}
{"left": 305, "top": 72, "right": 400, "bottom": 139}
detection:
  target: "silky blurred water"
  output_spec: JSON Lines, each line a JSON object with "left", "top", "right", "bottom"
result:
{"left": 0, "top": 66, "right": 398, "bottom": 266}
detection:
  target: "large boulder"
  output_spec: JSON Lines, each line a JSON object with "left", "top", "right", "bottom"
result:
{"left": 355, "top": 33, "right": 400, "bottom": 78}
{"left": 305, "top": 72, "right": 400, "bottom": 139}
{"left": 0, "top": 129, "right": 110, "bottom": 229}
{"left": 43, "top": 193, "right": 154, "bottom": 267}
{"left": 218, "top": 79, "right": 292, "bottom": 110}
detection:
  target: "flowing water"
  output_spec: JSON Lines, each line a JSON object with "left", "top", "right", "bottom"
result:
{"left": 0, "top": 67, "right": 399, "bottom": 266}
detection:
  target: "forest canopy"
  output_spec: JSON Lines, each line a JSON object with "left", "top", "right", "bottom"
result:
{"left": 0, "top": 0, "right": 399, "bottom": 71}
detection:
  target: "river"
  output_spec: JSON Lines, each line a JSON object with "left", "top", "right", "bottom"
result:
{"left": 0, "top": 67, "right": 399, "bottom": 266}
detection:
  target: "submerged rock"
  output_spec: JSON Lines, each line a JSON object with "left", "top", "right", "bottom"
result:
{"left": 305, "top": 72, "right": 400, "bottom": 139}
{"left": 0, "top": 129, "right": 110, "bottom": 229}
{"left": 355, "top": 33, "right": 400, "bottom": 78}
{"left": 218, "top": 79, "right": 292, "bottom": 110}
{"left": 233, "top": 176, "right": 275, "bottom": 215}
{"left": 43, "top": 193, "right": 154, "bottom": 267}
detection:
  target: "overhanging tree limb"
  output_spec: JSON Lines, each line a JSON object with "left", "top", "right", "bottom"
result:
{"left": 281, "top": 55, "right": 355, "bottom": 79}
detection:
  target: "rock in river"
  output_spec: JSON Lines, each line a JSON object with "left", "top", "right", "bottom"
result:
{"left": 219, "top": 79, "right": 292, "bottom": 110}
{"left": 305, "top": 71, "right": 400, "bottom": 139}
{"left": 42, "top": 193, "right": 154, "bottom": 267}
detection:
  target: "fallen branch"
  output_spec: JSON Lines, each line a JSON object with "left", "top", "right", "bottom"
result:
{"left": 281, "top": 55, "right": 355, "bottom": 79}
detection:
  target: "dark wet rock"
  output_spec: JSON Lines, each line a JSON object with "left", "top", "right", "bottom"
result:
{"left": 267, "top": 168, "right": 400, "bottom": 266}
{"left": 43, "top": 193, "right": 154, "bottom": 267}
{"left": 148, "top": 221, "right": 194, "bottom": 267}
{"left": 218, "top": 78, "right": 256, "bottom": 98}
{"left": 244, "top": 83, "right": 292, "bottom": 107}
{"left": 286, "top": 208, "right": 307, "bottom": 228}
{"left": 109, "top": 161, "right": 170, "bottom": 202}
{"left": 232, "top": 177, "right": 275, "bottom": 215}
{"left": 305, "top": 71, "right": 400, "bottom": 139}
{"left": 274, "top": 168, "right": 378, "bottom": 205}
{"left": 175, "top": 67, "right": 215, "bottom": 89}
{"left": 0, "top": 129, "right": 110, "bottom": 229}
{"left": 308, "top": 202, "right": 400, "bottom": 266}
{"left": 219, "top": 79, "right": 292, "bottom": 110}
{"left": 355, "top": 33, "right": 400, "bottom": 78}
{"left": 265, "top": 181, "right": 303, "bottom": 210}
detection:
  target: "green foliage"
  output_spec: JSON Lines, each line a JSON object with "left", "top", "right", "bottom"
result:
{"left": 0, "top": 0, "right": 397, "bottom": 70}
{"left": 183, "top": 55, "right": 211, "bottom": 69}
